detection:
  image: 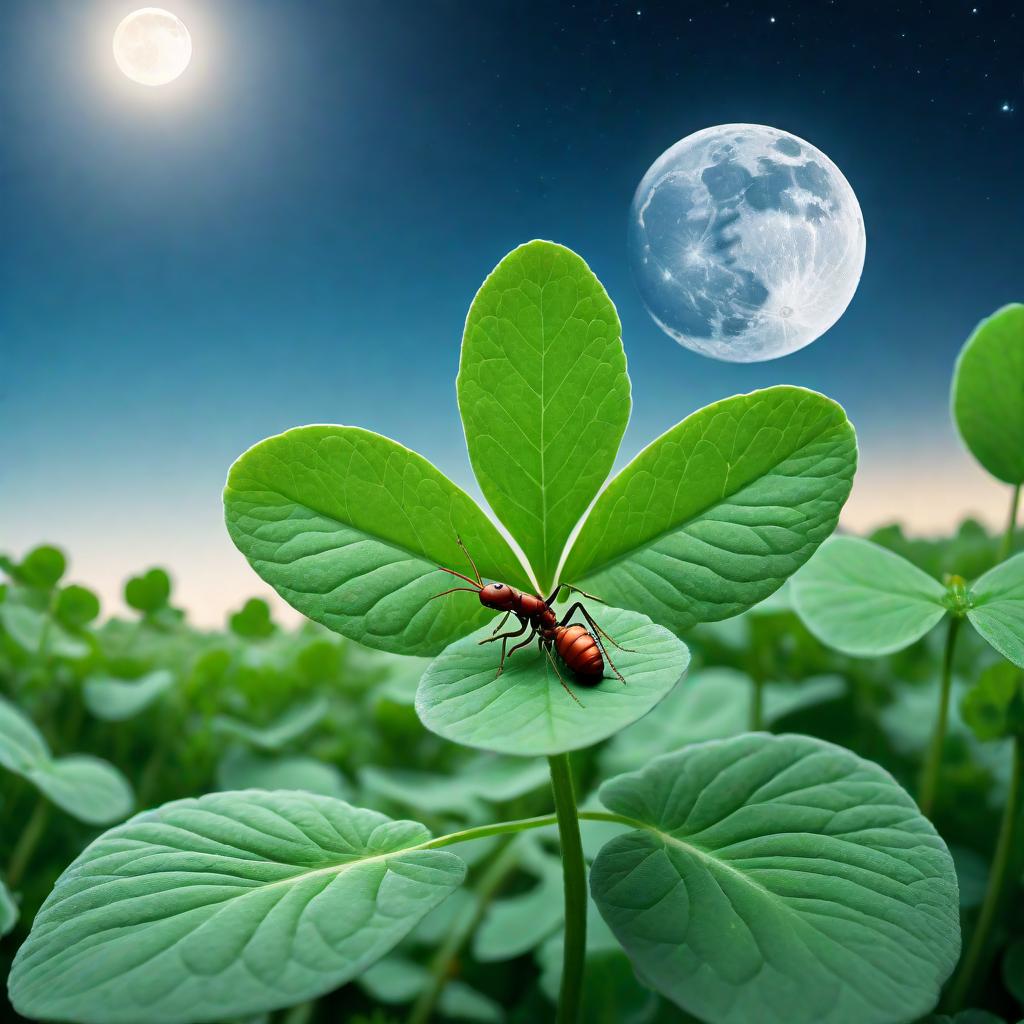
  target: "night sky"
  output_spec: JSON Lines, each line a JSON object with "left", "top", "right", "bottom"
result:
{"left": 4, "top": 0, "right": 1023, "bottom": 622}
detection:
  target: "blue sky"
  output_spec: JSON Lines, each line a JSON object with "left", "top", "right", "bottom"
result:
{"left": 4, "top": 0, "right": 1023, "bottom": 623}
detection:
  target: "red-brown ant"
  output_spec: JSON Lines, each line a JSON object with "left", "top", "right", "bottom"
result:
{"left": 431, "top": 538, "right": 630, "bottom": 705}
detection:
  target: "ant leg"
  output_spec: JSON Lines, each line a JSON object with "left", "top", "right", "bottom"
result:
{"left": 455, "top": 534, "right": 482, "bottom": 586}
{"left": 505, "top": 628, "right": 537, "bottom": 661}
{"left": 496, "top": 627, "right": 539, "bottom": 678}
{"left": 544, "top": 645, "right": 584, "bottom": 708}
{"left": 479, "top": 616, "right": 527, "bottom": 647}
{"left": 490, "top": 610, "right": 512, "bottom": 635}
{"left": 544, "top": 585, "right": 606, "bottom": 606}
{"left": 559, "top": 603, "right": 629, "bottom": 685}
{"left": 559, "top": 603, "right": 635, "bottom": 653}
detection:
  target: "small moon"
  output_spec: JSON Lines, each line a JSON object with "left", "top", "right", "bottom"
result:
{"left": 628, "top": 124, "right": 866, "bottom": 362}
{"left": 113, "top": 8, "right": 192, "bottom": 87}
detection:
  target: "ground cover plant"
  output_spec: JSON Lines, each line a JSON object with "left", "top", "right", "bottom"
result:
{"left": 1, "top": 249, "right": 1021, "bottom": 1024}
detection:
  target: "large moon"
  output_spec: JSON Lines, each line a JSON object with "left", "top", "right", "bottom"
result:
{"left": 628, "top": 124, "right": 866, "bottom": 362}
{"left": 113, "top": 8, "right": 192, "bottom": 87}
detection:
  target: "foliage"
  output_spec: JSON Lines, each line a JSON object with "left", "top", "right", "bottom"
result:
{"left": 457, "top": 240, "right": 630, "bottom": 593}
{"left": 593, "top": 734, "right": 961, "bottom": 1024}
{"left": 0, "top": 531, "right": 1015, "bottom": 1022}
{"left": 9, "top": 792, "right": 465, "bottom": 1023}
{"left": 416, "top": 607, "right": 689, "bottom": 756}
{"left": 9, "top": 247, "right": 1020, "bottom": 1024}
{"left": 792, "top": 538, "right": 1024, "bottom": 666}
{"left": 951, "top": 304, "right": 1024, "bottom": 486}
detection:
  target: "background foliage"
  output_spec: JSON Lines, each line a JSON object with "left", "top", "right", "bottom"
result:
{"left": 1, "top": 514, "right": 1022, "bottom": 1022}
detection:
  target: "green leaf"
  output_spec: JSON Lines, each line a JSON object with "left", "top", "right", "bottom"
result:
{"left": 591, "top": 733, "right": 960, "bottom": 1024}
{"left": 961, "top": 662, "right": 1024, "bottom": 741}
{"left": 791, "top": 536, "right": 948, "bottom": 655}
{"left": 212, "top": 697, "right": 330, "bottom": 751}
{"left": 30, "top": 757, "right": 135, "bottom": 826}
{"left": 0, "top": 602, "right": 90, "bottom": 659}
{"left": 124, "top": 567, "right": 172, "bottom": 613}
{"left": 230, "top": 597, "right": 275, "bottom": 638}
{"left": 457, "top": 240, "right": 630, "bottom": 591}
{"left": 949, "top": 845, "right": 988, "bottom": 910}
{"left": 0, "top": 696, "right": 133, "bottom": 825}
{"left": 600, "top": 668, "right": 845, "bottom": 778}
{"left": 952, "top": 304, "right": 1024, "bottom": 484}
{"left": 357, "top": 955, "right": 427, "bottom": 1003}
{"left": 924, "top": 1014, "right": 1007, "bottom": 1024}
{"left": 561, "top": 387, "right": 856, "bottom": 634}
{"left": 84, "top": 669, "right": 176, "bottom": 721}
{"left": 216, "top": 747, "right": 352, "bottom": 800}
{"left": 1003, "top": 938, "right": 1024, "bottom": 1006}
{"left": 224, "top": 425, "right": 531, "bottom": 656}
{"left": 361, "top": 766, "right": 484, "bottom": 818}
{"left": 8, "top": 791, "right": 466, "bottom": 1024}
{"left": 363, "top": 756, "right": 547, "bottom": 819}
{"left": 473, "top": 840, "right": 563, "bottom": 961}
{"left": 460, "top": 752, "right": 552, "bottom": 802}
{"left": 0, "top": 876, "right": 17, "bottom": 937}
{"left": 358, "top": 956, "right": 502, "bottom": 1021}
{"left": 967, "top": 553, "right": 1024, "bottom": 666}
{"left": 19, "top": 545, "right": 66, "bottom": 589}
{"left": 416, "top": 605, "right": 689, "bottom": 756}
{"left": 55, "top": 584, "right": 100, "bottom": 629}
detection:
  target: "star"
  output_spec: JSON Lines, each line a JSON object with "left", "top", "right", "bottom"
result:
{"left": 1001, "top": 102, "right": 1015, "bottom": 113}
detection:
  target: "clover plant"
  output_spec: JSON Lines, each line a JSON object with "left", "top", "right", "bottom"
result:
{"left": 787, "top": 304, "right": 1024, "bottom": 1021}
{"left": 941, "top": 663, "right": 1024, "bottom": 1012}
{"left": 952, "top": 304, "right": 1024, "bottom": 561}
{"left": 6, "top": 242, "right": 965, "bottom": 1024}
{"left": 793, "top": 306, "right": 1024, "bottom": 822}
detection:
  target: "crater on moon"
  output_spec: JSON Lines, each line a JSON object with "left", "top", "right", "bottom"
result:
{"left": 628, "top": 124, "right": 866, "bottom": 362}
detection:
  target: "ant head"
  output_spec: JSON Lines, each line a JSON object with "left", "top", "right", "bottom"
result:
{"left": 480, "top": 582, "right": 515, "bottom": 609}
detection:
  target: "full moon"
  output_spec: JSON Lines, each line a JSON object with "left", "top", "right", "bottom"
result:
{"left": 628, "top": 124, "right": 866, "bottom": 362}
{"left": 113, "top": 8, "right": 192, "bottom": 87}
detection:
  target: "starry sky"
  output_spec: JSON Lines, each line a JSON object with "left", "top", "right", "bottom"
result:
{"left": 3, "top": 0, "right": 1023, "bottom": 623}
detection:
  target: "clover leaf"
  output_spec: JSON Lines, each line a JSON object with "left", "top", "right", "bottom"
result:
{"left": 590, "top": 733, "right": 960, "bottom": 1024}
{"left": 8, "top": 792, "right": 465, "bottom": 1024}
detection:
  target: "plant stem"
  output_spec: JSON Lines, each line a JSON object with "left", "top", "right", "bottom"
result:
{"left": 7, "top": 797, "right": 50, "bottom": 890}
{"left": 751, "top": 673, "right": 764, "bottom": 731}
{"left": 944, "top": 734, "right": 1022, "bottom": 1011}
{"left": 1000, "top": 483, "right": 1021, "bottom": 563}
{"left": 421, "top": 810, "right": 637, "bottom": 852}
{"left": 424, "top": 813, "right": 559, "bottom": 848}
{"left": 548, "top": 754, "right": 587, "bottom": 1024}
{"left": 919, "top": 617, "right": 961, "bottom": 817}
{"left": 407, "top": 835, "right": 521, "bottom": 1024}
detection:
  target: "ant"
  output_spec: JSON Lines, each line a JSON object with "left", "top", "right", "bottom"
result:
{"left": 431, "top": 538, "right": 631, "bottom": 705}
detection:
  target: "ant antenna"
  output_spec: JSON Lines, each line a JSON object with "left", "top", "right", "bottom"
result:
{"left": 455, "top": 534, "right": 482, "bottom": 586}
{"left": 434, "top": 565, "right": 481, "bottom": 589}
{"left": 429, "top": 586, "right": 480, "bottom": 602}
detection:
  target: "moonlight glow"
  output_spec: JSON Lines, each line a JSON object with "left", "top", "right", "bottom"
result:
{"left": 628, "top": 124, "right": 866, "bottom": 362}
{"left": 113, "top": 8, "right": 192, "bottom": 87}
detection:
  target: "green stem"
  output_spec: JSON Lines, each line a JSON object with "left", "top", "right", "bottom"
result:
{"left": 6, "top": 797, "right": 50, "bottom": 890}
{"left": 944, "top": 734, "right": 1022, "bottom": 1011}
{"left": 751, "top": 673, "right": 765, "bottom": 731}
{"left": 548, "top": 754, "right": 587, "bottom": 1024}
{"left": 1000, "top": 483, "right": 1021, "bottom": 563}
{"left": 138, "top": 727, "right": 171, "bottom": 807}
{"left": 424, "top": 813, "right": 558, "bottom": 849}
{"left": 420, "top": 810, "right": 634, "bottom": 851}
{"left": 407, "top": 835, "right": 521, "bottom": 1024}
{"left": 919, "top": 617, "right": 961, "bottom": 816}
